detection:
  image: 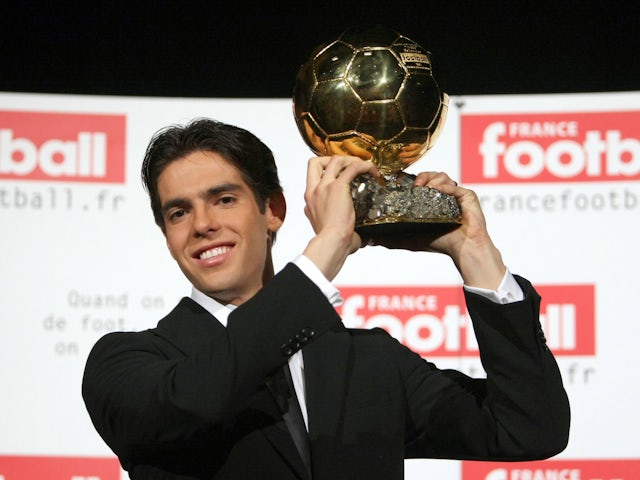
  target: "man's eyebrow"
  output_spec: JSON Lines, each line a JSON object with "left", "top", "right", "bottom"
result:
{"left": 202, "top": 183, "right": 243, "bottom": 199}
{"left": 161, "top": 197, "right": 189, "bottom": 216}
{"left": 161, "top": 183, "right": 244, "bottom": 215}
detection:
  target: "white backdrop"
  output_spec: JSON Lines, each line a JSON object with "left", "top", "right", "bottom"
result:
{"left": 0, "top": 91, "right": 639, "bottom": 479}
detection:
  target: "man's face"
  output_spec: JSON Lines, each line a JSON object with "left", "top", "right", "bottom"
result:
{"left": 157, "top": 151, "right": 284, "bottom": 305}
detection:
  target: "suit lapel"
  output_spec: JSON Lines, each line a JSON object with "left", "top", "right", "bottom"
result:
{"left": 155, "top": 298, "right": 310, "bottom": 480}
{"left": 303, "top": 329, "right": 351, "bottom": 441}
{"left": 153, "top": 297, "right": 226, "bottom": 353}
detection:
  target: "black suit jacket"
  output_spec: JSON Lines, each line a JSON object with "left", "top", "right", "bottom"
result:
{"left": 82, "top": 263, "right": 570, "bottom": 479}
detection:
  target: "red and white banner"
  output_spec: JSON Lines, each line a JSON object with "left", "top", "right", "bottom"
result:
{"left": 463, "top": 459, "right": 640, "bottom": 480}
{"left": 461, "top": 111, "right": 640, "bottom": 184}
{"left": 0, "top": 456, "right": 120, "bottom": 480}
{"left": 336, "top": 284, "right": 595, "bottom": 357}
{"left": 0, "top": 111, "right": 126, "bottom": 183}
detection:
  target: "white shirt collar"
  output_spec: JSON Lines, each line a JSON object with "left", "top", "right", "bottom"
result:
{"left": 190, "top": 287, "right": 236, "bottom": 327}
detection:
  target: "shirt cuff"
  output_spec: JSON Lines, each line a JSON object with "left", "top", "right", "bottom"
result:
{"left": 463, "top": 268, "right": 524, "bottom": 304}
{"left": 292, "top": 255, "right": 344, "bottom": 306}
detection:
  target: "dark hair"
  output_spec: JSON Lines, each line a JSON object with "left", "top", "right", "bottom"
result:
{"left": 141, "top": 118, "right": 283, "bottom": 228}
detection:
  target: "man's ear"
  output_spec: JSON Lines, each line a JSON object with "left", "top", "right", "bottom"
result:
{"left": 262, "top": 192, "right": 286, "bottom": 284}
{"left": 265, "top": 191, "right": 286, "bottom": 235}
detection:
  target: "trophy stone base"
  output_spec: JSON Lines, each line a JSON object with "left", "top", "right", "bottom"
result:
{"left": 351, "top": 172, "right": 462, "bottom": 242}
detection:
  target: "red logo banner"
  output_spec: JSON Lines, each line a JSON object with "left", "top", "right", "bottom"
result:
{"left": 336, "top": 284, "right": 595, "bottom": 357}
{"left": 0, "top": 455, "right": 120, "bottom": 480}
{"left": 463, "top": 458, "right": 640, "bottom": 480}
{"left": 461, "top": 111, "right": 640, "bottom": 183}
{"left": 0, "top": 111, "right": 126, "bottom": 183}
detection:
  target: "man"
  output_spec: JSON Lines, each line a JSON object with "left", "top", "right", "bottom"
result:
{"left": 82, "top": 118, "right": 570, "bottom": 479}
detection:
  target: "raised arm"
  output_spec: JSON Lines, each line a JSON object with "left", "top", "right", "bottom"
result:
{"left": 302, "top": 155, "right": 379, "bottom": 281}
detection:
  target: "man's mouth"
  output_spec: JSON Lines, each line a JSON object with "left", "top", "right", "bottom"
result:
{"left": 198, "top": 245, "right": 232, "bottom": 260}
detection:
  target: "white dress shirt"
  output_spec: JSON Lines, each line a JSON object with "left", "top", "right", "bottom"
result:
{"left": 190, "top": 255, "right": 524, "bottom": 431}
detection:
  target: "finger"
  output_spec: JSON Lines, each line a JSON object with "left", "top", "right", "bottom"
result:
{"left": 306, "top": 156, "right": 331, "bottom": 188}
{"left": 414, "top": 171, "right": 457, "bottom": 188}
{"left": 426, "top": 172, "right": 453, "bottom": 186}
{"left": 338, "top": 157, "right": 380, "bottom": 182}
{"left": 321, "top": 155, "right": 377, "bottom": 183}
{"left": 319, "top": 155, "right": 348, "bottom": 182}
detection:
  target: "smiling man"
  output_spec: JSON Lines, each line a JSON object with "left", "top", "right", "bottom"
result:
{"left": 82, "top": 118, "right": 570, "bottom": 480}
{"left": 158, "top": 150, "right": 285, "bottom": 305}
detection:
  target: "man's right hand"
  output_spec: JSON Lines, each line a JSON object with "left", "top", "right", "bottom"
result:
{"left": 302, "top": 155, "right": 379, "bottom": 281}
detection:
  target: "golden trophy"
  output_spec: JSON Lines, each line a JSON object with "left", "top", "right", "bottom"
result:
{"left": 293, "top": 25, "right": 461, "bottom": 242}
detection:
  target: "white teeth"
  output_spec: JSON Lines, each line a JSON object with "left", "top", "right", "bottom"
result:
{"left": 199, "top": 246, "right": 231, "bottom": 260}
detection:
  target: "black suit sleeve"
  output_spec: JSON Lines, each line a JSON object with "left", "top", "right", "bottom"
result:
{"left": 401, "top": 275, "right": 570, "bottom": 461}
{"left": 81, "top": 263, "right": 342, "bottom": 459}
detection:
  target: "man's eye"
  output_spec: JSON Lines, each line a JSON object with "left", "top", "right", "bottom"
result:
{"left": 169, "top": 209, "right": 186, "bottom": 220}
{"left": 218, "top": 196, "right": 236, "bottom": 205}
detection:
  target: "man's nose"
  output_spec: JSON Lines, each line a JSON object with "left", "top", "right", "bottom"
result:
{"left": 193, "top": 204, "right": 220, "bottom": 236}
